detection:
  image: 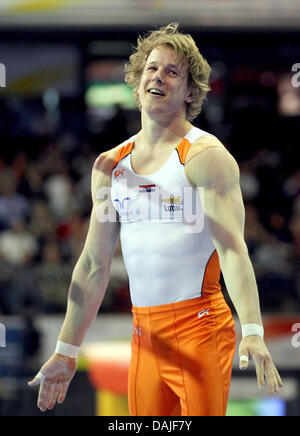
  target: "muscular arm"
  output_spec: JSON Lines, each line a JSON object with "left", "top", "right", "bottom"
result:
{"left": 28, "top": 150, "right": 120, "bottom": 411}
{"left": 185, "top": 137, "right": 282, "bottom": 394}
{"left": 58, "top": 152, "right": 120, "bottom": 346}
{"left": 186, "top": 145, "right": 262, "bottom": 326}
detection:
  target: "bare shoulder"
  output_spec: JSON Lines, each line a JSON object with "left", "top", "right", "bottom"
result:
{"left": 185, "top": 135, "right": 240, "bottom": 190}
{"left": 91, "top": 143, "right": 124, "bottom": 200}
{"left": 186, "top": 134, "right": 225, "bottom": 160}
{"left": 93, "top": 145, "right": 122, "bottom": 175}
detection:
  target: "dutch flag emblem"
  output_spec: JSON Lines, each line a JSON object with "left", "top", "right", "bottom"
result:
{"left": 139, "top": 184, "right": 156, "bottom": 193}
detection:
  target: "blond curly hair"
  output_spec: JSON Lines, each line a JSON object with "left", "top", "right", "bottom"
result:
{"left": 124, "top": 23, "right": 211, "bottom": 121}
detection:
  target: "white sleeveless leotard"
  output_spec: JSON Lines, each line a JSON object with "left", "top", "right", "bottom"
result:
{"left": 110, "top": 127, "right": 222, "bottom": 307}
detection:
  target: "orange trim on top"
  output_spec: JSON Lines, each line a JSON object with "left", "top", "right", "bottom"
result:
{"left": 112, "top": 142, "right": 134, "bottom": 170}
{"left": 201, "top": 250, "right": 222, "bottom": 297}
{"left": 176, "top": 138, "right": 193, "bottom": 165}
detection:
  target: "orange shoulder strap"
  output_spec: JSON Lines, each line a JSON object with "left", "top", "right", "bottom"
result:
{"left": 112, "top": 141, "right": 134, "bottom": 169}
{"left": 176, "top": 138, "right": 193, "bottom": 165}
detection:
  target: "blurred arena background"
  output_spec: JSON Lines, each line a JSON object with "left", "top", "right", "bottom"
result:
{"left": 0, "top": 0, "right": 300, "bottom": 417}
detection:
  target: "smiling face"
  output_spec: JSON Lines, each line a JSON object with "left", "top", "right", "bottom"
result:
{"left": 137, "top": 45, "right": 194, "bottom": 120}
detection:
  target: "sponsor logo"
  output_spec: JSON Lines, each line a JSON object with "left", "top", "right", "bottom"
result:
{"left": 114, "top": 169, "right": 125, "bottom": 178}
{"left": 162, "top": 195, "right": 183, "bottom": 212}
{"left": 198, "top": 308, "right": 210, "bottom": 319}
{"left": 113, "top": 197, "right": 131, "bottom": 209}
{"left": 133, "top": 327, "right": 143, "bottom": 336}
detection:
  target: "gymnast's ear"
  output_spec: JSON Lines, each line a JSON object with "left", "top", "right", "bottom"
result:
{"left": 185, "top": 88, "right": 194, "bottom": 104}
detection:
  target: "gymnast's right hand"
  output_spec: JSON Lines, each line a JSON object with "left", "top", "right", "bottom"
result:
{"left": 28, "top": 353, "right": 77, "bottom": 412}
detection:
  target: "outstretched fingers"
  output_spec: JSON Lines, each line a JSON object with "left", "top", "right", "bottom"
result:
{"left": 37, "top": 379, "right": 55, "bottom": 412}
{"left": 264, "top": 357, "right": 283, "bottom": 394}
{"left": 58, "top": 381, "right": 71, "bottom": 405}
{"left": 47, "top": 382, "right": 62, "bottom": 410}
{"left": 253, "top": 353, "right": 283, "bottom": 394}
{"left": 37, "top": 377, "right": 71, "bottom": 411}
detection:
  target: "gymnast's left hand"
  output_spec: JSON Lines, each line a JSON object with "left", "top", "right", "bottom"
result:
{"left": 239, "top": 335, "right": 283, "bottom": 395}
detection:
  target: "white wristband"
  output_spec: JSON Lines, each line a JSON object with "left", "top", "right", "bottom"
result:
{"left": 242, "top": 323, "right": 264, "bottom": 338}
{"left": 55, "top": 340, "right": 80, "bottom": 358}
